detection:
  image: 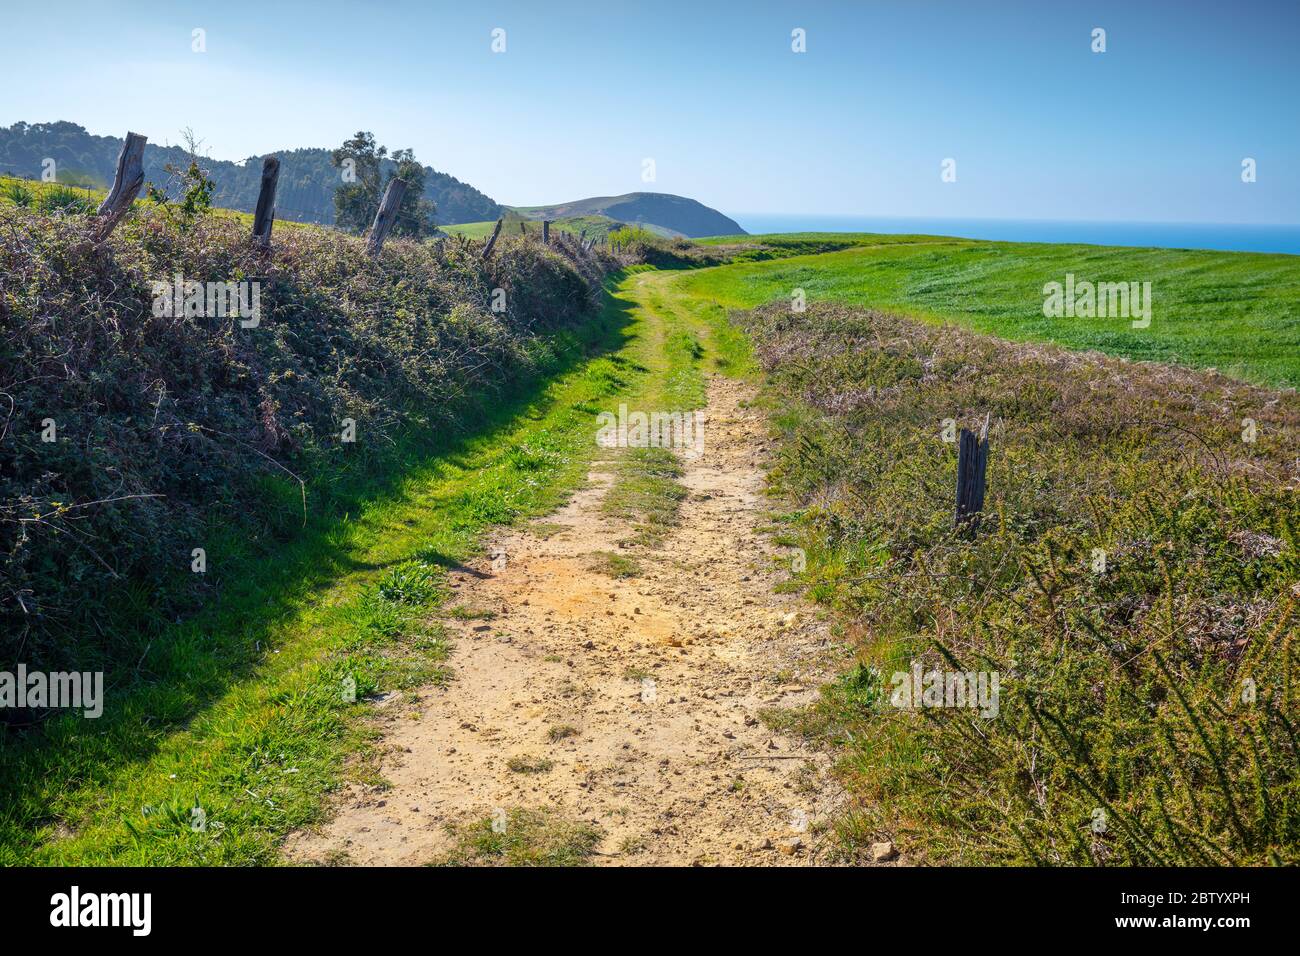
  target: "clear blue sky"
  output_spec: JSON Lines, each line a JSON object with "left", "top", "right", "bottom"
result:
{"left": 3, "top": 0, "right": 1297, "bottom": 223}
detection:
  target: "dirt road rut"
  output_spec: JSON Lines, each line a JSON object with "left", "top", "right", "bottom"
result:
{"left": 287, "top": 375, "right": 843, "bottom": 865}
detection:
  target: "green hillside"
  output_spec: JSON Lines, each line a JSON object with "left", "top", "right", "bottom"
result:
{"left": 686, "top": 232, "right": 1300, "bottom": 388}
{"left": 513, "top": 192, "right": 744, "bottom": 238}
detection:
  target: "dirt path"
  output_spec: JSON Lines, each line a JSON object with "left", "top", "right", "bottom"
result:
{"left": 286, "top": 373, "right": 845, "bottom": 866}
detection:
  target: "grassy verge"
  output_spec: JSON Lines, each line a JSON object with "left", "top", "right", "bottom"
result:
{"left": 0, "top": 263, "right": 711, "bottom": 864}
{"left": 729, "top": 299, "right": 1299, "bottom": 865}
{"left": 592, "top": 271, "right": 715, "bottom": 547}
{"left": 674, "top": 233, "right": 1300, "bottom": 388}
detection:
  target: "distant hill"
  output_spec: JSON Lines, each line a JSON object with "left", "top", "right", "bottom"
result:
{"left": 513, "top": 192, "right": 745, "bottom": 238}
{"left": 0, "top": 121, "right": 503, "bottom": 225}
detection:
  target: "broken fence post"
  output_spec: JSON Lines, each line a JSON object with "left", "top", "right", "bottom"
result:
{"left": 481, "top": 217, "right": 504, "bottom": 258}
{"left": 954, "top": 414, "right": 990, "bottom": 529}
{"left": 94, "top": 131, "right": 147, "bottom": 241}
{"left": 542, "top": 220, "right": 550, "bottom": 245}
{"left": 365, "top": 177, "right": 407, "bottom": 257}
{"left": 251, "top": 155, "right": 280, "bottom": 247}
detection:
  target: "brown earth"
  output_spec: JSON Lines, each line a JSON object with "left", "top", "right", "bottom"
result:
{"left": 285, "top": 375, "right": 850, "bottom": 866}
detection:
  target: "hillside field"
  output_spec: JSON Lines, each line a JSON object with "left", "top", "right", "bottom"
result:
{"left": 2, "top": 194, "right": 1295, "bottom": 867}
{"left": 694, "top": 233, "right": 1300, "bottom": 388}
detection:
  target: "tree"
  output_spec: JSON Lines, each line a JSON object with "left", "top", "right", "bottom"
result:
{"left": 144, "top": 127, "right": 215, "bottom": 226}
{"left": 331, "top": 131, "right": 385, "bottom": 233}
{"left": 330, "top": 132, "right": 436, "bottom": 239}
{"left": 389, "top": 149, "right": 436, "bottom": 238}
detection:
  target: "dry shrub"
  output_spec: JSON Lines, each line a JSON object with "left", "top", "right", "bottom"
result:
{"left": 746, "top": 301, "right": 1300, "bottom": 865}
{"left": 0, "top": 205, "right": 603, "bottom": 677}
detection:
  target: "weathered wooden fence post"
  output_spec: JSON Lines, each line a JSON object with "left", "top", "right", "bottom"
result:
{"left": 481, "top": 217, "right": 504, "bottom": 258}
{"left": 365, "top": 177, "right": 407, "bottom": 257}
{"left": 542, "top": 220, "right": 550, "bottom": 245}
{"left": 954, "top": 414, "right": 990, "bottom": 529}
{"left": 251, "top": 156, "right": 280, "bottom": 247}
{"left": 519, "top": 221, "right": 526, "bottom": 236}
{"left": 93, "top": 131, "right": 147, "bottom": 241}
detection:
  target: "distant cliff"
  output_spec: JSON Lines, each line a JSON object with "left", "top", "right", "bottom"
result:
{"left": 515, "top": 192, "right": 745, "bottom": 238}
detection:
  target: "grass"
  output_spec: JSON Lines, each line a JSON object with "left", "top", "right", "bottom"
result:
{"left": 1, "top": 258, "right": 715, "bottom": 865}
{"left": 727, "top": 298, "right": 1300, "bottom": 865}
{"left": 529, "top": 522, "right": 570, "bottom": 539}
{"left": 0, "top": 173, "right": 318, "bottom": 231}
{"left": 602, "top": 447, "right": 688, "bottom": 548}
{"left": 435, "top": 807, "right": 602, "bottom": 866}
{"left": 588, "top": 551, "right": 642, "bottom": 579}
{"left": 506, "top": 755, "right": 554, "bottom": 774}
{"left": 584, "top": 274, "right": 708, "bottom": 548}
{"left": 0, "top": 175, "right": 99, "bottom": 215}
{"left": 0, "top": 304, "right": 619, "bottom": 863}
{"left": 672, "top": 232, "right": 1300, "bottom": 388}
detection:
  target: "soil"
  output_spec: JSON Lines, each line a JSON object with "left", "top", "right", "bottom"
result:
{"left": 285, "top": 375, "right": 847, "bottom": 866}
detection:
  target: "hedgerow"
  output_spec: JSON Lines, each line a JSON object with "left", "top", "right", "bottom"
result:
{"left": 0, "top": 204, "right": 603, "bottom": 681}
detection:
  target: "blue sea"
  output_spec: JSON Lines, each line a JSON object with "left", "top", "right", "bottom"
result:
{"left": 730, "top": 214, "right": 1300, "bottom": 256}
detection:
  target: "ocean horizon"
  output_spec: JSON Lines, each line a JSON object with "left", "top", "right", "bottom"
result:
{"left": 729, "top": 214, "right": 1300, "bottom": 256}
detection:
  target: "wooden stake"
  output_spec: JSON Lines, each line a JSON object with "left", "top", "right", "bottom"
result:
{"left": 954, "top": 414, "right": 991, "bottom": 529}
{"left": 482, "top": 217, "right": 504, "bottom": 258}
{"left": 251, "top": 156, "right": 280, "bottom": 247}
{"left": 94, "top": 131, "right": 147, "bottom": 241}
{"left": 365, "top": 177, "right": 407, "bottom": 257}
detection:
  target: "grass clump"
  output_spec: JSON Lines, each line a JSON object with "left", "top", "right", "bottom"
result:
{"left": 588, "top": 551, "right": 642, "bottom": 578}
{"left": 506, "top": 755, "right": 554, "bottom": 774}
{"left": 436, "top": 807, "right": 602, "bottom": 866}
{"left": 602, "top": 447, "right": 688, "bottom": 547}
{"left": 529, "top": 521, "right": 570, "bottom": 539}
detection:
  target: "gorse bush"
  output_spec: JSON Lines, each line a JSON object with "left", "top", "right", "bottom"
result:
{"left": 0, "top": 203, "right": 601, "bottom": 683}
{"left": 745, "top": 302, "right": 1300, "bottom": 865}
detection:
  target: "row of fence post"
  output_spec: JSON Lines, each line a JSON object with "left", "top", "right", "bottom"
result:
{"left": 87, "top": 131, "right": 616, "bottom": 260}
{"left": 84, "top": 132, "right": 987, "bottom": 524}
{"left": 91, "top": 132, "right": 399, "bottom": 255}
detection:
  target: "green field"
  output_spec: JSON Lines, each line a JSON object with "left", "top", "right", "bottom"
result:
{"left": 0, "top": 173, "right": 320, "bottom": 232}
{"left": 687, "top": 233, "right": 1300, "bottom": 388}
{"left": 6, "top": 196, "right": 1296, "bottom": 865}
{"left": 633, "top": 243, "right": 1300, "bottom": 865}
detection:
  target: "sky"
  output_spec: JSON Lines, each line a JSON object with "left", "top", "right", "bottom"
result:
{"left": 3, "top": 0, "right": 1298, "bottom": 224}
